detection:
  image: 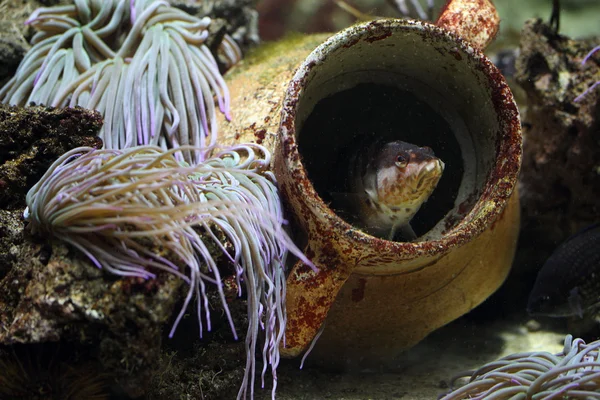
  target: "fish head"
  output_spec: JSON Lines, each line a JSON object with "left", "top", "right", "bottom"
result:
{"left": 373, "top": 141, "right": 445, "bottom": 211}
{"left": 526, "top": 224, "right": 600, "bottom": 318}
{"left": 527, "top": 283, "right": 583, "bottom": 318}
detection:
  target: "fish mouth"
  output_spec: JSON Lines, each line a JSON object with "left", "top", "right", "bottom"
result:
{"left": 415, "top": 159, "right": 444, "bottom": 192}
{"left": 375, "top": 157, "right": 444, "bottom": 206}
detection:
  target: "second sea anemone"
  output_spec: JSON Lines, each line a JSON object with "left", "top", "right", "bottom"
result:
{"left": 440, "top": 334, "right": 600, "bottom": 399}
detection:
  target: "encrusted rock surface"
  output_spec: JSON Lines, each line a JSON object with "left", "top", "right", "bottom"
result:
{"left": 0, "top": 104, "right": 102, "bottom": 210}
{"left": 0, "top": 208, "right": 182, "bottom": 395}
{"left": 0, "top": 0, "right": 37, "bottom": 83}
{"left": 515, "top": 19, "right": 599, "bottom": 245}
{"left": 0, "top": 20, "right": 30, "bottom": 82}
{"left": 172, "top": 0, "right": 260, "bottom": 49}
{"left": 0, "top": 209, "right": 247, "bottom": 398}
{"left": 0, "top": 101, "right": 248, "bottom": 397}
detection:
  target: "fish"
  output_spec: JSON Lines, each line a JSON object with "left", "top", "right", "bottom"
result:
{"left": 490, "top": 48, "right": 519, "bottom": 79}
{"left": 342, "top": 139, "right": 444, "bottom": 241}
{"left": 527, "top": 223, "right": 600, "bottom": 318}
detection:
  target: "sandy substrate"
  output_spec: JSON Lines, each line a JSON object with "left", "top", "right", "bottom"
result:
{"left": 259, "top": 314, "right": 566, "bottom": 400}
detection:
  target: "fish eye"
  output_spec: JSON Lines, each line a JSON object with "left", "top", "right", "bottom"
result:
{"left": 395, "top": 154, "right": 408, "bottom": 168}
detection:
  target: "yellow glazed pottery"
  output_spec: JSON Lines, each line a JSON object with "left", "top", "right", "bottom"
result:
{"left": 218, "top": 9, "right": 521, "bottom": 365}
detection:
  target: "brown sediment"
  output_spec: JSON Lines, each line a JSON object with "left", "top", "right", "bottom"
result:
{"left": 351, "top": 278, "right": 367, "bottom": 302}
{"left": 254, "top": 128, "right": 267, "bottom": 144}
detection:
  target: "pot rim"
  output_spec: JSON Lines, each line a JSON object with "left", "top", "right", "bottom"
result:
{"left": 277, "top": 18, "right": 522, "bottom": 261}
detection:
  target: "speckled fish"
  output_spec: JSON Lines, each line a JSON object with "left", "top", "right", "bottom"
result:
{"left": 527, "top": 223, "right": 600, "bottom": 318}
{"left": 347, "top": 140, "right": 444, "bottom": 241}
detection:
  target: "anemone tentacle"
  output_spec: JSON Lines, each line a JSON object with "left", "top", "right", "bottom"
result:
{"left": 1, "top": 0, "right": 239, "bottom": 164}
{"left": 440, "top": 335, "right": 600, "bottom": 400}
{"left": 25, "top": 144, "right": 314, "bottom": 400}
{"left": 574, "top": 45, "right": 600, "bottom": 102}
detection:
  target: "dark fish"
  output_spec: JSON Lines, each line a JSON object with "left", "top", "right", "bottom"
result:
{"left": 344, "top": 140, "right": 444, "bottom": 241}
{"left": 490, "top": 48, "right": 519, "bottom": 78}
{"left": 527, "top": 223, "right": 600, "bottom": 318}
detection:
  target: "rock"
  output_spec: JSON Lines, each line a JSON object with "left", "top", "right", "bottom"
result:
{"left": 0, "top": 20, "right": 30, "bottom": 84}
{"left": 515, "top": 19, "right": 599, "bottom": 246}
{"left": 0, "top": 104, "right": 102, "bottom": 210}
{"left": 0, "top": 226, "right": 184, "bottom": 396}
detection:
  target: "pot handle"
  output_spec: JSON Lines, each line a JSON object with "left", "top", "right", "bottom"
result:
{"left": 436, "top": 0, "right": 500, "bottom": 51}
{"left": 280, "top": 242, "right": 356, "bottom": 358}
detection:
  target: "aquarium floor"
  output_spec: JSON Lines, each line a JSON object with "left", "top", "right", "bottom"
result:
{"left": 260, "top": 313, "right": 565, "bottom": 400}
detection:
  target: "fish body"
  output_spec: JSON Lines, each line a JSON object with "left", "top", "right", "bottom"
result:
{"left": 347, "top": 140, "right": 444, "bottom": 240}
{"left": 527, "top": 224, "right": 600, "bottom": 318}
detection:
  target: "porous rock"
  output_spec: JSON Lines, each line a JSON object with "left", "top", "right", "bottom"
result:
{"left": 0, "top": 104, "right": 103, "bottom": 210}
{"left": 515, "top": 19, "right": 599, "bottom": 244}
{"left": 0, "top": 223, "right": 183, "bottom": 397}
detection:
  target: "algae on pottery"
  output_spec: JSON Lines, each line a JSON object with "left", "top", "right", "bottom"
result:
{"left": 216, "top": 33, "right": 330, "bottom": 148}
{"left": 217, "top": 10, "right": 521, "bottom": 367}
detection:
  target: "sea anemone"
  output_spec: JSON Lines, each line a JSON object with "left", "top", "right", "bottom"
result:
{"left": 440, "top": 334, "right": 600, "bottom": 399}
{"left": 0, "top": 0, "right": 238, "bottom": 163}
{"left": 0, "top": 344, "right": 109, "bottom": 400}
{"left": 574, "top": 45, "right": 600, "bottom": 102}
{"left": 24, "top": 143, "right": 313, "bottom": 399}
{"left": 388, "top": 0, "right": 434, "bottom": 20}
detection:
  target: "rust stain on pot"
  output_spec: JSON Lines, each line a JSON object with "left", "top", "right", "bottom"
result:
{"left": 364, "top": 31, "right": 392, "bottom": 43}
{"left": 342, "top": 37, "right": 360, "bottom": 48}
{"left": 290, "top": 264, "right": 326, "bottom": 290}
{"left": 458, "top": 193, "right": 478, "bottom": 215}
{"left": 254, "top": 128, "right": 266, "bottom": 144}
{"left": 448, "top": 47, "right": 462, "bottom": 61}
{"left": 282, "top": 137, "right": 295, "bottom": 158}
{"left": 284, "top": 296, "right": 323, "bottom": 349}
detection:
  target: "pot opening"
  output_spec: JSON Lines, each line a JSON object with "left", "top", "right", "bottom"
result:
{"left": 299, "top": 82, "right": 462, "bottom": 239}
{"left": 293, "top": 20, "right": 503, "bottom": 242}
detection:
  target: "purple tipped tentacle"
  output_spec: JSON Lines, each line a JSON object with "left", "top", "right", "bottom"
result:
{"left": 574, "top": 81, "right": 600, "bottom": 102}
{"left": 581, "top": 45, "right": 600, "bottom": 65}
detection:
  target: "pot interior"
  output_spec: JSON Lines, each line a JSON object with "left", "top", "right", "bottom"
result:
{"left": 295, "top": 20, "right": 503, "bottom": 241}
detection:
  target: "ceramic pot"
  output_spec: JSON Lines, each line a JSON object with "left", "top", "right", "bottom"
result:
{"left": 272, "top": 18, "right": 521, "bottom": 363}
